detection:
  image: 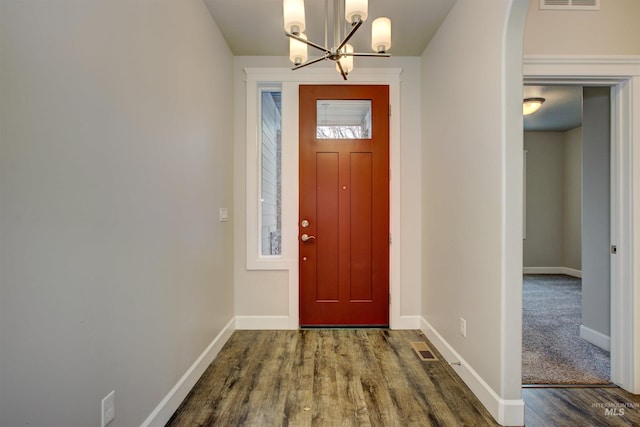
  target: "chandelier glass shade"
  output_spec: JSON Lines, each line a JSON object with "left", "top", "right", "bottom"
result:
{"left": 283, "top": 0, "right": 306, "bottom": 34}
{"left": 283, "top": 0, "right": 391, "bottom": 80}
{"left": 371, "top": 17, "right": 391, "bottom": 53}
{"left": 345, "top": 0, "right": 368, "bottom": 23}
{"left": 336, "top": 44, "right": 354, "bottom": 74}
{"left": 289, "top": 33, "right": 308, "bottom": 65}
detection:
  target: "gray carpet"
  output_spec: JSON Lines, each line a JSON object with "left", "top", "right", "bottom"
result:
{"left": 522, "top": 274, "right": 611, "bottom": 385}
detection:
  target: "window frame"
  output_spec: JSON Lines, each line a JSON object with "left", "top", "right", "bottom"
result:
{"left": 246, "top": 77, "right": 299, "bottom": 271}
{"left": 246, "top": 83, "right": 289, "bottom": 268}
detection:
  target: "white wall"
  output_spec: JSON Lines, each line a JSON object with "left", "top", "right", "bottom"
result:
{"left": 524, "top": 0, "right": 640, "bottom": 55}
{"left": 0, "top": 2, "right": 234, "bottom": 426}
{"left": 523, "top": 129, "right": 582, "bottom": 272}
{"left": 582, "top": 87, "right": 611, "bottom": 339}
{"left": 420, "top": 0, "right": 529, "bottom": 424}
{"left": 564, "top": 127, "right": 582, "bottom": 271}
{"left": 232, "top": 56, "right": 423, "bottom": 324}
{"left": 524, "top": 132, "right": 566, "bottom": 267}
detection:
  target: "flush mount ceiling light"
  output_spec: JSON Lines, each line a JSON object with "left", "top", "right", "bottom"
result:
{"left": 523, "top": 97, "right": 545, "bottom": 115}
{"left": 284, "top": 0, "right": 391, "bottom": 80}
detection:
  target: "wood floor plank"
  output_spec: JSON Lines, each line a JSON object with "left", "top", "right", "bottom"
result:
{"left": 375, "top": 330, "right": 497, "bottom": 427}
{"left": 522, "top": 388, "right": 582, "bottom": 427}
{"left": 348, "top": 330, "right": 403, "bottom": 426}
{"left": 609, "top": 387, "right": 640, "bottom": 425}
{"left": 551, "top": 387, "right": 640, "bottom": 427}
{"left": 240, "top": 331, "right": 294, "bottom": 426}
{"left": 524, "top": 400, "right": 551, "bottom": 427}
{"left": 198, "top": 331, "right": 270, "bottom": 426}
{"left": 283, "top": 389, "right": 314, "bottom": 426}
{"left": 310, "top": 330, "right": 341, "bottom": 425}
{"left": 333, "top": 330, "right": 372, "bottom": 426}
{"left": 405, "top": 332, "right": 499, "bottom": 427}
{"left": 358, "top": 330, "right": 434, "bottom": 426}
{"left": 167, "top": 331, "right": 262, "bottom": 426}
{"left": 289, "top": 330, "right": 315, "bottom": 392}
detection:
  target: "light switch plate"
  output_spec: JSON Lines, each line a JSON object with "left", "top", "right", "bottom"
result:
{"left": 219, "top": 208, "right": 229, "bottom": 222}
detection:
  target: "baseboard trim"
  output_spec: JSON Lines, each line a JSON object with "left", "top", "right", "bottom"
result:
{"left": 140, "top": 317, "right": 236, "bottom": 427}
{"left": 420, "top": 317, "right": 524, "bottom": 426}
{"left": 235, "top": 315, "right": 296, "bottom": 330}
{"left": 523, "top": 267, "right": 582, "bottom": 278}
{"left": 580, "top": 324, "right": 611, "bottom": 351}
{"left": 234, "top": 314, "right": 421, "bottom": 330}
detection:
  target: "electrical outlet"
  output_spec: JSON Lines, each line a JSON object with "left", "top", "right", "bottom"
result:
{"left": 459, "top": 317, "right": 467, "bottom": 338}
{"left": 101, "top": 390, "right": 115, "bottom": 427}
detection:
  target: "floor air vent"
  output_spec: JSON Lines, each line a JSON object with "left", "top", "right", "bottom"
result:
{"left": 539, "top": 0, "right": 600, "bottom": 10}
{"left": 410, "top": 342, "right": 438, "bottom": 361}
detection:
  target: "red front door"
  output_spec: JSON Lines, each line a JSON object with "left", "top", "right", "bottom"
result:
{"left": 299, "top": 85, "right": 389, "bottom": 326}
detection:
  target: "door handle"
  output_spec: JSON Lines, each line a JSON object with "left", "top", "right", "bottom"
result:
{"left": 301, "top": 233, "right": 316, "bottom": 242}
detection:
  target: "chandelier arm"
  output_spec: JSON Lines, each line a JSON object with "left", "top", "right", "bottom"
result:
{"left": 324, "top": 0, "right": 328, "bottom": 49}
{"left": 291, "top": 54, "right": 331, "bottom": 70}
{"left": 333, "top": 0, "right": 340, "bottom": 48}
{"left": 336, "top": 60, "right": 348, "bottom": 80}
{"left": 336, "top": 19, "right": 363, "bottom": 52}
{"left": 286, "top": 32, "right": 332, "bottom": 54}
{"left": 348, "top": 52, "right": 391, "bottom": 57}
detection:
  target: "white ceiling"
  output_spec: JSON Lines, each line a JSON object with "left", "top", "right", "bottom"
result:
{"left": 203, "top": 0, "right": 458, "bottom": 56}
{"left": 523, "top": 86, "right": 583, "bottom": 132}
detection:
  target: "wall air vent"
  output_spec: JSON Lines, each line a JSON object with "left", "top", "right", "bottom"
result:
{"left": 539, "top": 0, "right": 600, "bottom": 10}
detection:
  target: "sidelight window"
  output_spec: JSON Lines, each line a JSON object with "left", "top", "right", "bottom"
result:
{"left": 260, "top": 89, "right": 282, "bottom": 256}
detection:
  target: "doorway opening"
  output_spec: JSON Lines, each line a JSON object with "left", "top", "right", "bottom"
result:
{"left": 522, "top": 85, "right": 612, "bottom": 386}
{"left": 522, "top": 56, "right": 640, "bottom": 395}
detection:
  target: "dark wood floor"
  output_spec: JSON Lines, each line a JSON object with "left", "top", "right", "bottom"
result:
{"left": 167, "top": 329, "right": 499, "bottom": 426}
{"left": 167, "top": 330, "right": 640, "bottom": 426}
{"left": 523, "top": 387, "right": 640, "bottom": 427}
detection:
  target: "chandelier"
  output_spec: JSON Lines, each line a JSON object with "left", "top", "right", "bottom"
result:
{"left": 283, "top": 0, "right": 391, "bottom": 80}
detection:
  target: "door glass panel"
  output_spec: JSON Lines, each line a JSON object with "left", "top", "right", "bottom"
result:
{"left": 316, "top": 100, "right": 372, "bottom": 139}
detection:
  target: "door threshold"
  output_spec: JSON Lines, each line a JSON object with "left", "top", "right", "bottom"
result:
{"left": 522, "top": 383, "right": 616, "bottom": 389}
{"left": 300, "top": 325, "right": 389, "bottom": 329}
